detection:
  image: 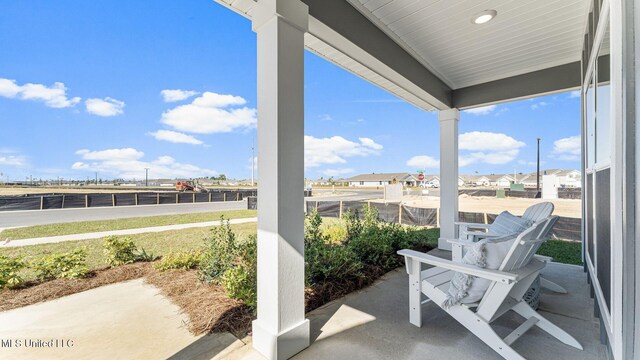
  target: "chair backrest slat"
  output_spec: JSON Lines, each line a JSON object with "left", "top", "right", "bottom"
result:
{"left": 499, "top": 216, "right": 559, "bottom": 272}
{"left": 522, "top": 202, "right": 554, "bottom": 223}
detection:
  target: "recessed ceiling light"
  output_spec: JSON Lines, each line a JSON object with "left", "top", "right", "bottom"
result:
{"left": 472, "top": 10, "right": 497, "bottom": 25}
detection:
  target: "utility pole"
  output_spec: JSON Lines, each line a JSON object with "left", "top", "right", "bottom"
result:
{"left": 536, "top": 137, "right": 541, "bottom": 198}
{"left": 144, "top": 168, "right": 149, "bottom": 187}
{"left": 251, "top": 137, "right": 255, "bottom": 187}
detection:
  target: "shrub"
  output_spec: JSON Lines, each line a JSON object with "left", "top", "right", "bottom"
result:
{"left": 304, "top": 209, "right": 325, "bottom": 245}
{"left": 362, "top": 203, "right": 380, "bottom": 230}
{"left": 154, "top": 250, "right": 203, "bottom": 271}
{"left": 324, "top": 224, "right": 348, "bottom": 244}
{"left": 103, "top": 236, "right": 137, "bottom": 266}
{"left": 199, "top": 216, "right": 239, "bottom": 283}
{"left": 0, "top": 255, "right": 25, "bottom": 289}
{"left": 306, "top": 240, "right": 363, "bottom": 284}
{"left": 348, "top": 223, "right": 407, "bottom": 270}
{"left": 341, "top": 209, "right": 363, "bottom": 242}
{"left": 220, "top": 235, "right": 257, "bottom": 308}
{"left": 31, "top": 248, "right": 89, "bottom": 280}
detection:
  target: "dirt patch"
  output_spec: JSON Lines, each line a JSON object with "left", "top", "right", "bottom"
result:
{"left": 144, "top": 269, "right": 254, "bottom": 338}
{"left": 0, "top": 262, "right": 153, "bottom": 312}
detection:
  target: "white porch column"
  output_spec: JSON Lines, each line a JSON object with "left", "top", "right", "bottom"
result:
{"left": 438, "top": 108, "right": 460, "bottom": 250}
{"left": 251, "top": 1, "right": 310, "bottom": 359}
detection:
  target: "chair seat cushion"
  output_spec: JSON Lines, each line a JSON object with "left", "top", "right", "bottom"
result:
{"left": 443, "top": 235, "right": 517, "bottom": 308}
{"left": 486, "top": 211, "right": 532, "bottom": 237}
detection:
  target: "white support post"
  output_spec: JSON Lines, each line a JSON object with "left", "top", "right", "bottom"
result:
{"left": 438, "top": 108, "right": 460, "bottom": 250}
{"left": 251, "top": 1, "right": 310, "bottom": 359}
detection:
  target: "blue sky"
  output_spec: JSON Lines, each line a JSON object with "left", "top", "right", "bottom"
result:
{"left": 0, "top": 0, "right": 581, "bottom": 181}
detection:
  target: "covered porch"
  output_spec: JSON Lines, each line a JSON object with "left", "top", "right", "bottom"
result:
{"left": 224, "top": 259, "right": 606, "bottom": 360}
{"left": 213, "top": 0, "right": 636, "bottom": 359}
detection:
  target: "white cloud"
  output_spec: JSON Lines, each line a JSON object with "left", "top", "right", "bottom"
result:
{"left": 531, "top": 101, "right": 550, "bottom": 110}
{"left": 0, "top": 150, "right": 27, "bottom": 167}
{"left": 148, "top": 130, "right": 203, "bottom": 145}
{"left": 161, "top": 92, "right": 256, "bottom": 134}
{"left": 458, "top": 131, "right": 525, "bottom": 167}
{"left": 551, "top": 135, "right": 581, "bottom": 161}
{"left": 304, "top": 135, "right": 382, "bottom": 168}
{"left": 161, "top": 89, "right": 199, "bottom": 102}
{"left": 318, "top": 114, "right": 332, "bottom": 121}
{"left": 569, "top": 90, "right": 581, "bottom": 98}
{"left": 406, "top": 155, "right": 439, "bottom": 168}
{"left": 320, "top": 168, "right": 354, "bottom": 177}
{"left": 72, "top": 147, "right": 216, "bottom": 179}
{"left": 463, "top": 105, "right": 496, "bottom": 115}
{"left": 0, "top": 78, "right": 81, "bottom": 108}
{"left": 85, "top": 97, "right": 125, "bottom": 117}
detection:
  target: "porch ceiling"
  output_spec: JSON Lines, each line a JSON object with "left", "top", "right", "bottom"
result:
{"left": 349, "top": 0, "right": 589, "bottom": 89}
{"left": 216, "top": 0, "right": 589, "bottom": 110}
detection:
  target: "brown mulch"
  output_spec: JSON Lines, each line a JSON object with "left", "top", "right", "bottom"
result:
{"left": 0, "top": 254, "right": 427, "bottom": 338}
{"left": 0, "top": 262, "right": 153, "bottom": 312}
{"left": 144, "top": 269, "right": 254, "bottom": 338}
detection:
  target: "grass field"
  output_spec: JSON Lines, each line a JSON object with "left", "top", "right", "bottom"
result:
{"left": 0, "top": 222, "right": 258, "bottom": 282}
{"left": 0, "top": 210, "right": 256, "bottom": 240}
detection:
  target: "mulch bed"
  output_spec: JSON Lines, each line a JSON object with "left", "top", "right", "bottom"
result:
{"left": 0, "top": 254, "right": 423, "bottom": 338}
{"left": 0, "top": 262, "right": 153, "bottom": 312}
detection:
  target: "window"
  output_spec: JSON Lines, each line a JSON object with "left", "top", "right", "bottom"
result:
{"left": 359, "top": 181, "right": 364, "bottom": 185}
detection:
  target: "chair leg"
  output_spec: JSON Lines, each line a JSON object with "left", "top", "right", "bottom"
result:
{"left": 408, "top": 260, "right": 422, "bottom": 327}
{"left": 449, "top": 306, "right": 526, "bottom": 360}
{"left": 511, "top": 301, "right": 583, "bottom": 350}
{"left": 540, "top": 276, "right": 568, "bottom": 294}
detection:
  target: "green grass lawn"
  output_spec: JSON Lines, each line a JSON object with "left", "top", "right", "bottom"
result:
{"left": 537, "top": 240, "right": 583, "bottom": 265}
{"left": 0, "top": 222, "right": 258, "bottom": 282}
{"left": 0, "top": 209, "right": 256, "bottom": 240}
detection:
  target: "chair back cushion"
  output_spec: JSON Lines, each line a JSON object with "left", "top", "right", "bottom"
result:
{"left": 487, "top": 211, "right": 531, "bottom": 237}
{"left": 521, "top": 202, "right": 554, "bottom": 223}
{"left": 443, "top": 235, "right": 517, "bottom": 308}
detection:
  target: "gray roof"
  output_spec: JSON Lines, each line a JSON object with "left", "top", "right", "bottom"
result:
{"left": 346, "top": 173, "right": 416, "bottom": 182}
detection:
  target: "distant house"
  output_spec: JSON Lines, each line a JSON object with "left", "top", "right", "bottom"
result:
{"left": 484, "top": 174, "right": 514, "bottom": 187}
{"left": 346, "top": 173, "right": 418, "bottom": 187}
{"left": 520, "top": 169, "right": 581, "bottom": 188}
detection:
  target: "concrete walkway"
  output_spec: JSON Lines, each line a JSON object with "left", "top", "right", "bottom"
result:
{"left": 0, "top": 279, "right": 245, "bottom": 360}
{"left": 1, "top": 217, "right": 257, "bottom": 248}
{"left": 223, "top": 262, "right": 607, "bottom": 360}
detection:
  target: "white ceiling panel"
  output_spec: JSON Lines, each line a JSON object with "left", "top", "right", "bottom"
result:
{"left": 350, "top": 0, "right": 590, "bottom": 88}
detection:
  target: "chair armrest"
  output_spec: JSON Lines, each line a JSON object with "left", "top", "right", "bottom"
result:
{"left": 397, "top": 249, "right": 517, "bottom": 284}
{"left": 454, "top": 222, "right": 491, "bottom": 229}
{"left": 447, "top": 238, "right": 474, "bottom": 246}
{"left": 466, "top": 232, "right": 503, "bottom": 239}
{"left": 533, "top": 254, "right": 553, "bottom": 263}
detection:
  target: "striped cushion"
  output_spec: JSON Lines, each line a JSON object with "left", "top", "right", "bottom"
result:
{"left": 487, "top": 211, "right": 531, "bottom": 236}
{"left": 522, "top": 202, "right": 554, "bottom": 223}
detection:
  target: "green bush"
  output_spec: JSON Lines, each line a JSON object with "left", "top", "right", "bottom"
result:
{"left": 31, "top": 248, "right": 89, "bottom": 280}
{"left": 304, "top": 209, "right": 325, "bottom": 245}
{"left": 220, "top": 235, "right": 257, "bottom": 308}
{"left": 199, "top": 216, "right": 239, "bottom": 283}
{"left": 324, "top": 224, "right": 348, "bottom": 244}
{"left": 348, "top": 222, "right": 408, "bottom": 270}
{"left": 341, "top": 209, "right": 363, "bottom": 242}
{"left": 154, "top": 250, "right": 203, "bottom": 271}
{"left": 362, "top": 204, "right": 380, "bottom": 231}
{"left": 0, "top": 255, "right": 25, "bottom": 289}
{"left": 306, "top": 240, "right": 363, "bottom": 284}
{"left": 103, "top": 236, "right": 137, "bottom": 266}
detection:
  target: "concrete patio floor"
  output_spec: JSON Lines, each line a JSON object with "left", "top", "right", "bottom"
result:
{"left": 227, "top": 260, "right": 608, "bottom": 360}
{"left": 0, "top": 279, "right": 245, "bottom": 360}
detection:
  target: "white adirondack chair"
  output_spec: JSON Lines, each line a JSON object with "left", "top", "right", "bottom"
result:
{"left": 452, "top": 202, "right": 567, "bottom": 294}
{"left": 398, "top": 216, "right": 582, "bottom": 360}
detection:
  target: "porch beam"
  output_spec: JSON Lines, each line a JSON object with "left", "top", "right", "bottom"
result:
{"left": 438, "top": 109, "right": 460, "bottom": 250}
{"left": 251, "top": 1, "right": 310, "bottom": 359}
{"left": 452, "top": 61, "right": 582, "bottom": 109}
{"left": 301, "top": 0, "right": 452, "bottom": 110}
